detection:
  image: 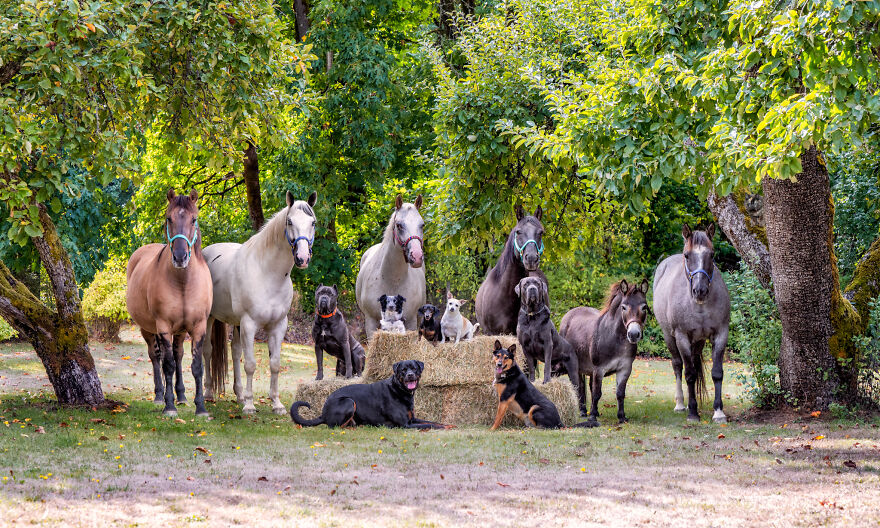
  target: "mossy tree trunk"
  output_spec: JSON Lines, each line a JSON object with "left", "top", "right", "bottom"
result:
{"left": 707, "top": 190, "right": 773, "bottom": 291}
{"left": 243, "top": 141, "right": 264, "bottom": 232}
{"left": 0, "top": 205, "right": 104, "bottom": 405}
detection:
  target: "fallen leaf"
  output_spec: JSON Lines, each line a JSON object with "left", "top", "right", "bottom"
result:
{"left": 121, "top": 356, "right": 131, "bottom": 360}
{"left": 810, "top": 411, "right": 821, "bottom": 418}
{"left": 203, "top": 459, "right": 212, "bottom": 465}
{"left": 539, "top": 458, "right": 550, "bottom": 464}
{"left": 195, "top": 446, "right": 211, "bottom": 455}
{"left": 717, "top": 433, "right": 725, "bottom": 439}
{"left": 59, "top": 422, "right": 69, "bottom": 428}
{"left": 91, "top": 419, "right": 106, "bottom": 424}
{"left": 257, "top": 476, "right": 268, "bottom": 482}
{"left": 775, "top": 458, "right": 783, "bottom": 465}
{"left": 440, "top": 474, "right": 444, "bottom": 479}
{"left": 843, "top": 460, "right": 857, "bottom": 470}
{"left": 99, "top": 435, "right": 109, "bottom": 441}
{"left": 497, "top": 482, "right": 510, "bottom": 487}
{"left": 283, "top": 485, "right": 291, "bottom": 491}
{"left": 35, "top": 426, "right": 45, "bottom": 434}
{"left": 186, "top": 476, "right": 194, "bottom": 481}
{"left": 812, "top": 435, "right": 825, "bottom": 441}
{"left": 174, "top": 418, "right": 186, "bottom": 424}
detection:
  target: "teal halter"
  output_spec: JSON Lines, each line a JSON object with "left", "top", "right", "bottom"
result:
{"left": 513, "top": 235, "right": 544, "bottom": 263}
{"left": 166, "top": 219, "right": 199, "bottom": 258}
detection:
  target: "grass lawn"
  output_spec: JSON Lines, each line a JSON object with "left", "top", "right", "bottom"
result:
{"left": 0, "top": 327, "right": 878, "bottom": 527}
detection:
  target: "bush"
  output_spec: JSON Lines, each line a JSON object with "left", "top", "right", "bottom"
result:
{"left": 81, "top": 257, "right": 129, "bottom": 342}
{"left": 0, "top": 317, "right": 15, "bottom": 341}
{"left": 725, "top": 269, "right": 786, "bottom": 407}
{"left": 852, "top": 298, "right": 880, "bottom": 407}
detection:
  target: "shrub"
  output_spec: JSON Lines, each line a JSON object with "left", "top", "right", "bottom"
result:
{"left": 725, "top": 269, "right": 786, "bottom": 407}
{"left": 81, "top": 257, "right": 129, "bottom": 342}
{"left": 852, "top": 298, "right": 880, "bottom": 408}
{"left": 0, "top": 317, "right": 15, "bottom": 341}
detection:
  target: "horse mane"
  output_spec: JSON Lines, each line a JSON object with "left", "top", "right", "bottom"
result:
{"left": 599, "top": 280, "right": 627, "bottom": 315}
{"left": 244, "top": 202, "right": 311, "bottom": 254}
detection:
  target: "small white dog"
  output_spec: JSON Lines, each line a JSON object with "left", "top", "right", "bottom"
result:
{"left": 378, "top": 294, "right": 407, "bottom": 333}
{"left": 440, "top": 291, "right": 479, "bottom": 343}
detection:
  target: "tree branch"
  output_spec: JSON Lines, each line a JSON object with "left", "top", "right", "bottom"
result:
{"left": 31, "top": 204, "right": 82, "bottom": 319}
{"left": 707, "top": 189, "right": 773, "bottom": 291}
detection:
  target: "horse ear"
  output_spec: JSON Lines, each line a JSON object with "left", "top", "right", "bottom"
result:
{"left": 515, "top": 203, "right": 525, "bottom": 221}
{"left": 681, "top": 223, "right": 692, "bottom": 240}
{"left": 414, "top": 194, "right": 423, "bottom": 210}
{"left": 167, "top": 188, "right": 176, "bottom": 202}
{"left": 534, "top": 205, "right": 543, "bottom": 221}
{"left": 189, "top": 189, "right": 198, "bottom": 204}
{"left": 619, "top": 279, "right": 629, "bottom": 295}
{"left": 395, "top": 194, "right": 403, "bottom": 210}
{"left": 640, "top": 278, "right": 649, "bottom": 294}
{"left": 308, "top": 191, "right": 318, "bottom": 207}
{"left": 286, "top": 190, "right": 294, "bottom": 207}
{"left": 706, "top": 222, "right": 716, "bottom": 240}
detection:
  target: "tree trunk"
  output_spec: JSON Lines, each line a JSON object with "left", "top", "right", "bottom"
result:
{"left": 762, "top": 147, "right": 855, "bottom": 408}
{"left": 243, "top": 141, "right": 264, "bottom": 232}
{"left": 438, "top": 0, "right": 456, "bottom": 41}
{"left": 707, "top": 190, "right": 773, "bottom": 291}
{"left": 0, "top": 205, "right": 104, "bottom": 405}
{"left": 293, "top": 0, "right": 310, "bottom": 42}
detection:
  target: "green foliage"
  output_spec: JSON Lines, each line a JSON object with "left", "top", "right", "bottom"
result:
{"left": 726, "top": 269, "right": 786, "bottom": 407}
{"left": 830, "top": 148, "right": 880, "bottom": 284}
{"left": 0, "top": 317, "right": 16, "bottom": 341}
{"left": 81, "top": 257, "right": 128, "bottom": 342}
{"left": 851, "top": 298, "right": 880, "bottom": 407}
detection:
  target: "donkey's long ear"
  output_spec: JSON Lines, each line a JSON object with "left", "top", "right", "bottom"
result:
{"left": 189, "top": 189, "right": 199, "bottom": 204}
{"left": 308, "top": 191, "right": 318, "bottom": 207}
{"left": 286, "top": 190, "right": 295, "bottom": 207}
{"left": 681, "top": 223, "right": 692, "bottom": 240}
{"left": 414, "top": 194, "right": 423, "bottom": 210}
{"left": 619, "top": 279, "right": 629, "bottom": 295}
{"left": 515, "top": 203, "right": 525, "bottom": 221}
{"left": 640, "top": 278, "right": 650, "bottom": 294}
{"left": 706, "top": 222, "right": 716, "bottom": 240}
{"left": 534, "top": 205, "right": 543, "bottom": 221}
{"left": 395, "top": 194, "right": 403, "bottom": 210}
{"left": 167, "top": 189, "right": 177, "bottom": 202}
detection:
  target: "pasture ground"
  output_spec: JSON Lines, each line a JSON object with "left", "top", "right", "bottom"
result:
{"left": 0, "top": 327, "right": 878, "bottom": 527}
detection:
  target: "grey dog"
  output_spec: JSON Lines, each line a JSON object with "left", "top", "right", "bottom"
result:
{"left": 313, "top": 285, "right": 365, "bottom": 379}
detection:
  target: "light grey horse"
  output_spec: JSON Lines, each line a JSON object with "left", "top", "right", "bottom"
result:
{"left": 356, "top": 194, "right": 426, "bottom": 338}
{"left": 652, "top": 223, "right": 731, "bottom": 424}
{"left": 202, "top": 191, "right": 317, "bottom": 415}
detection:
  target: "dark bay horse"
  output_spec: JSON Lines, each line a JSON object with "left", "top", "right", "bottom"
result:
{"left": 559, "top": 279, "right": 648, "bottom": 425}
{"left": 652, "top": 224, "right": 731, "bottom": 423}
{"left": 476, "top": 204, "right": 547, "bottom": 335}
{"left": 126, "top": 189, "right": 213, "bottom": 417}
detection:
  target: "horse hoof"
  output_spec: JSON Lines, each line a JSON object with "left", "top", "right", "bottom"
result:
{"left": 163, "top": 409, "right": 178, "bottom": 417}
{"left": 713, "top": 410, "right": 728, "bottom": 424}
{"left": 686, "top": 415, "right": 700, "bottom": 423}
{"left": 673, "top": 404, "right": 686, "bottom": 412}
{"left": 272, "top": 406, "right": 286, "bottom": 416}
{"left": 242, "top": 406, "right": 256, "bottom": 415}
{"left": 176, "top": 400, "right": 187, "bottom": 406}
{"left": 196, "top": 411, "right": 211, "bottom": 418}
{"left": 618, "top": 418, "right": 628, "bottom": 425}
{"left": 153, "top": 398, "right": 164, "bottom": 405}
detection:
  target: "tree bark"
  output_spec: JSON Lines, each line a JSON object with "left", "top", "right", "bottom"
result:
{"left": 0, "top": 206, "right": 104, "bottom": 405}
{"left": 243, "top": 141, "right": 264, "bottom": 232}
{"left": 707, "top": 190, "right": 773, "bottom": 291}
{"left": 438, "top": 0, "right": 456, "bottom": 41}
{"left": 293, "top": 0, "right": 310, "bottom": 42}
{"left": 762, "top": 146, "right": 856, "bottom": 408}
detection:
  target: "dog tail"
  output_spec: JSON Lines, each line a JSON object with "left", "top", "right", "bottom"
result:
{"left": 290, "top": 401, "right": 324, "bottom": 427}
{"left": 210, "top": 321, "right": 228, "bottom": 395}
{"left": 472, "top": 323, "right": 480, "bottom": 335}
{"left": 527, "top": 405, "right": 539, "bottom": 426}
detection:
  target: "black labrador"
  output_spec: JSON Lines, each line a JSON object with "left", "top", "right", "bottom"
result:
{"left": 313, "top": 284, "right": 365, "bottom": 379}
{"left": 290, "top": 360, "right": 452, "bottom": 429}
{"left": 515, "top": 276, "right": 579, "bottom": 390}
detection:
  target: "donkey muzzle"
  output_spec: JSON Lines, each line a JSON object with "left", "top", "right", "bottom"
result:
{"left": 626, "top": 322, "right": 643, "bottom": 344}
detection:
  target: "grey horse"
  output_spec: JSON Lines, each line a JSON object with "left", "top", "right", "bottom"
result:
{"left": 652, "top": 223, "right": 731, "bottom": 423}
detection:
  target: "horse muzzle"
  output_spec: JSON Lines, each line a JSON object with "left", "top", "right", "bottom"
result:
{"left": 171, "top": 253, "right": 190, "bottom": 269}
{"left": 407, "top": 247, "right": 424, "bottom": 268}
{"left": 626, "top": 322, "right": 643, "bottom": 344}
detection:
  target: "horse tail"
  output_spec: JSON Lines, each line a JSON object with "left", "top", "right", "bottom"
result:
{"left": 210, "top": 321, "right": 228, "bottom": 395}
{"left": 290, "top": 401, "right": 325, "bottom": 427}
{"left": 694, "top": 347, "right": 707, "bottom": 403}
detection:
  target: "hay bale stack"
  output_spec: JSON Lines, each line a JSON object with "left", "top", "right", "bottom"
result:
{"left": 364, "top": 331, "right": 517, "bottom": 385}
{"left": 292, "top": 377, "right": 362, "bottom": 420}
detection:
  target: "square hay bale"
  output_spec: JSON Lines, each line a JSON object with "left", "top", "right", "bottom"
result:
{"left": 364, "top": 331, "right": 518, "bottom": 386}
{"left": 292, "top": 377, "right": 362, "bottom": 420}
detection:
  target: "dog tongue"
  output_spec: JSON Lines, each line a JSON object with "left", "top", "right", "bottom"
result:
{"left": 406, "top": 380, "right": 418, "bottom": 390}
{"left": 495, "top": 366, "right": 503, "bottom": 374}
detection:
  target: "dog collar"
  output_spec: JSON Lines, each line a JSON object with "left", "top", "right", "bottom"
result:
{"left": 317, "top": 308, "right": 337, "bottom": 319}
{"left": 521, "top": 305, "right": 548, "bottom": 317}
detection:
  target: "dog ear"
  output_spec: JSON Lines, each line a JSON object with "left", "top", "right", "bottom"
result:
{"left": 331, "top": 284, "right": 338, "bottom": 294}
{"left": 392, "top": 361, "right": 402, "bottom": 376}
{"left": 459, "top": 299, "right": 467, "bottom": 306}
{"left": 418, "top": 305, "right": 425, "bottom": 316}
{"left": 398, "top": 295, "right": 406, "bottom": 304}
{"left": 534, "top": 205, "right": 543, "bottom": 221}
{"left": 507, "top": 344, "right": 516, "bottom": 356}
{"left": 446, "top": 291, "right": 453, "bottom": 300}
{"left": 378, "top": 294, "right": 387, "bottom": 307}
{"left": 640, "top": 278, "right": 649, "bottom": 294}
{"left": 515, "top": 203, "right": 524, "bottom": 221}
{"left": 415, "top": 360, "right": 424, "bottom": 373}
{"left": 395, "top": 194, "right": 403, "bottom": 210}
{"left": 414, "top": 194, "right": 423, "bottom": 210}
{"left": 494, "top": 339, "right": 502, "bottom": 350}
{"left": 514, "top": 282, "right": 521, "bottom": 297}
{"left": 541, "top": 280, "right": 549, "bottom": 303}
{"left": 308, "top": 190, "right": 318, "bottom": 207}
{"left": 681, "top": 223, "right": 692, "bottom": 240}
{"left": 705, "top": 222, "right": 716, "bottom": 240}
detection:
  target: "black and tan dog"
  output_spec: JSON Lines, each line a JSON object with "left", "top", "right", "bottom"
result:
{"left": 290, "top": 360, "right": 452, "bottom": 429}
{"left": 491, "top": 340, "right": 563, "bottom": 429}
{"left": 417, "top": 303, "right": 442, "bottom": 343}
{"left": 313, "top": 285, "right": 365, "bottom": 380}
{"left": 515, "top": 276, "right": 579, "bottom": 389}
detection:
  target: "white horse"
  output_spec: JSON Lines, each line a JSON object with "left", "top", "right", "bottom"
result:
{"left": 202, "top": 191, "right": 317, "bottom": 414}
{"left": 356, "top": 194, "right": 426, "bottom": 338}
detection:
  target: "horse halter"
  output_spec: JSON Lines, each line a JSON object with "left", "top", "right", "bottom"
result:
{"left": 513, "top": 234, "right": 544, "bottom": 264}
{"left": 683, "top": 255, "right": 714, "bottom": 285}
{"left": 285, "top": 227, "right": 314, "bottom": 258}
{"left": 392, "top": 214, "right": 423, "bottom": 263}
{"left": 166, "top": 219, "right": 199, "bottom": 258}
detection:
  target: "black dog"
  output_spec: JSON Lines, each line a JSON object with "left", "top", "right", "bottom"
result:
{"left": 515, "top": 276, "right": 579, "bottom": 390}
{"left": 290, "top": 360, "right": 451, "bottom": 429}
{"left": 491, "top": 341, "right": 563, "bottom": 429}
{"left": 313, "top": 285, "right": 365, "bottom": 380}
{"left": 417, "top": 304, "right": 442, "bottom": 343}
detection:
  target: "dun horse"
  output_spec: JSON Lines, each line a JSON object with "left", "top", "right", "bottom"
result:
{"left": 356, "top": 194, "right": 426, "bottom": 338}
{"left": 652, "top": 224, "right": 731, "bottom": 423}
{"left": 559, "top": 279, "right": 649, "bottom": 425}
{"left": 476, "top": 205, "right": 547, "bottom": 335}
{"left": 126, "top": 189, "right": 213, "bottom": 417}
{"left": 203, "top": 191, "right": 318, "bottom": 414}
